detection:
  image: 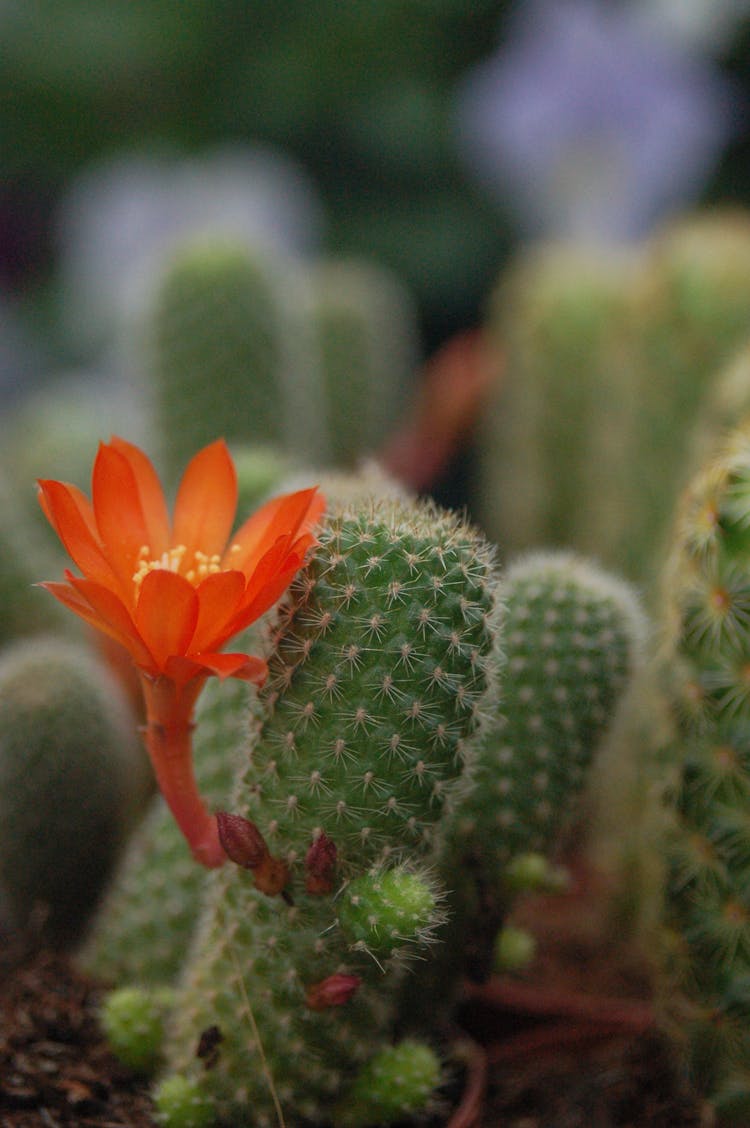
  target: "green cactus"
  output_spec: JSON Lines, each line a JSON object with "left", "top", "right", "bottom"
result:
{"left": 145, "top": 238, "right": 323, "bottom": 484}
{"left": 152, "top": 496, "right": 498, "bottom": 1126}
{"left": 0, "top": 636, "right": 148, "bottom": 949}
{"left": 431, "top": 551, "right": 645, "bottom": 987}
{"left": 332, "top": 1040, "right": 442, "bottom": 1128}
{"left": 477, "top": 242, "right": 638, "bottom": 561}
{"left": 656, "top": 417, "right": 750, "bottom": 1117}
{"left": 101, "top": 986, "right": 176, "bottom": 1074}
{"left": 81, "top": 671, "right": 253, "bottom": 987}
{"left": 302, "top": 257, "right": 419, "bottom": 467}
{"left": 478, "top": 212, "right": 750, "bottom": 587}
{"left": 336, "top": 865, "right": 443, "bottom": 961}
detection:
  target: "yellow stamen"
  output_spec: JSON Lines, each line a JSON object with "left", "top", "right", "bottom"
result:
{"left": 132, "top": 543, "right": 224, "bottom": 591}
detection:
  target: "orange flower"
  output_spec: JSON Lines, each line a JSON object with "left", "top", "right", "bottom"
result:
{"left": 38, "top": 437, "right": 325, "bottom": 866}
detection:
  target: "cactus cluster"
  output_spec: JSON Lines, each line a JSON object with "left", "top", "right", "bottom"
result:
{"left": 153, "top": 496, "right": 498, "bottom": 1126}
{"left": 143, "top": 238, "right": 420, "bottom": 485}
{"left": 478, "top": 212, "right": 750, "bottom": 586}
{"left": 21, "top": 201, "right": 750, "bottom": 1126}
{"left": 79, "top": 490, "right": 649, "bottom": 1126}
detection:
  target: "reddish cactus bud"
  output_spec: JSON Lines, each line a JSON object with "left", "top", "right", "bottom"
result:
{"left": 216, "top": 812, "right": 290, "bottom": 898}
{"left": 216, "top": 812, "right": 269, "bottom": 868}
{"left": 305, "top": 973, "right": 361, "bottom": 1011}
{"left": 305, "top": 831, "right": 338, "bottom": 894}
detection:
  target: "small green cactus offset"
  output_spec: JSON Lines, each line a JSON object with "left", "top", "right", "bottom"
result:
{"left": 100, "top": 986, "right": 176, "bottom": 1075}
{"left": 332, "top": 1040, "right": 442, "bottom": 1128}
{"left": 336, "top": 864, "right": 443, "bottom": 961}
{"left": 152, "top": 496, "right": 498, "bottom": 1126}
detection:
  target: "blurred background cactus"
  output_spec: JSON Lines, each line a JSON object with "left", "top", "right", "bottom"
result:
{"left": 477, "top": 212, "right": 750, "bottom": 588}
{"left": 0, "top": 636, "right": 148, "bottom": 949}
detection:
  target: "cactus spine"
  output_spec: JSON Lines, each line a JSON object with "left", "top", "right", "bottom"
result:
{"left": 154, "top": 497, "right": 498, "bottom": 1126}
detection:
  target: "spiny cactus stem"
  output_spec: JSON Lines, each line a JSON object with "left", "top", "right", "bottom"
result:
{"left": 139, "top": 672, "right": 224, "bottom": 869}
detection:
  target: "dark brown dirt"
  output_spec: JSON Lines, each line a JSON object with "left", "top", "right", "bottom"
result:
{"left": 0, "top": 942, "right": 154, "bottom": 1127}
{"left": 0, "top": 861, "right": 709, "bottom": 1128}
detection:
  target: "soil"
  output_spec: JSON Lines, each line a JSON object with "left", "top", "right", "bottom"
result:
{"left": 0, "top": 861, "right": 709, "bottom": 1128}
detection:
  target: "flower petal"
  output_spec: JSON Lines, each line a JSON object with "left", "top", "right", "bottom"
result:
{"left": 225, "top": 543, "right": 307, "bottom": 637}
{"left": 66, "top": 574, "right": 157, "bottom": 670}
{"left": 172, "top": 439, "right": 238, "bottom": 558}
{"left": 226, "top": 487, "right": 325, "bottom": 575}
{"left": 93, "top": 442, "right": 164, "bottom": 596}
{"left": 187, "top": 652, "right": 268, "bottom": 682}
{"left": 39, "top": 578, "right": 154, "bottom": 669}
{"left": 37, "top": 480, "right": 123, "bottom": 593}
{"left": 135, "top": 569, "right": 199, "bottom": 671}
{"left": 109, "top": 436, "right": 170, "bottom": 555}
{"left": 190, "top": 569, "right": 246, "bottom": 654}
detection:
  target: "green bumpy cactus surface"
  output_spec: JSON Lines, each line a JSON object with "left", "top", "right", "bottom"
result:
{"left": 657, "top": 418, "right": 750, "bottom": 1118}
{"left": 336, "top": 865, "right": 443, "bottom": 961}
{"left": 0, "top": 636, "right": 148, "bottom": 949}
{"left": 332, "top": 1040, "right": 442, "bottom": 1128}
{"left": 430, "top": 551, "right": 645, "bottom": 987}
{"left": 154, "top": 497, "right": 499, "bottom": 1127}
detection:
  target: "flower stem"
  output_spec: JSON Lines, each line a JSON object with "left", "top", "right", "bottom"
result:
{"left": 139, "top": 673, "right": 225, "bottom": 868}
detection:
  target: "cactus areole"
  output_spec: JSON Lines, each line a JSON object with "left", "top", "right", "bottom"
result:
{"left": 36, "top": 436, "right": 325, "bottom": 867}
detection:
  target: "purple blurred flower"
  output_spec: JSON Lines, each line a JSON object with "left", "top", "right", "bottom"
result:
{"left": 455, "top": 0, "right": 738, "bottom": 242}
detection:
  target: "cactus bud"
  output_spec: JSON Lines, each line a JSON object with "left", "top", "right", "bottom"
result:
{"left": 305, "top": 973, "right": 361, "bottom": 1011}
{"left": 215, "top": 811, "right": 289, "bottom": 897}
{"left": 305, "top": 831, "right": 338, "bottom": 894}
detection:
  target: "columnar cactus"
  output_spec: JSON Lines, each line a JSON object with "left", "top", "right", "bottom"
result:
{"left": 145, "top": 239, "right": 322, "bottom": 483}
{"left": 478, "top": 212, "right": 750, "bottom": 587}
{"left": 153, "top": 497, "right": 499, "bottom": 1126}
{"left": 405, "top": 550, "right": 645, "bottom": 1000}
{"left": 0, "top": 636, "right": 148, "bottom": 949}
{"left": 302, "top": 257, "right": 419, "bottom": 467}
{"left": 657, "top": 417, "right": 750, "bottom": 1119}
{"left": 477, "top": 242, "right": 637, "bottom": 561}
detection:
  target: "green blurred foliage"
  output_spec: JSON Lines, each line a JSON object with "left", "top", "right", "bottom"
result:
{"left": 0, "top": 0, "right": 509, "bottom": 343}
